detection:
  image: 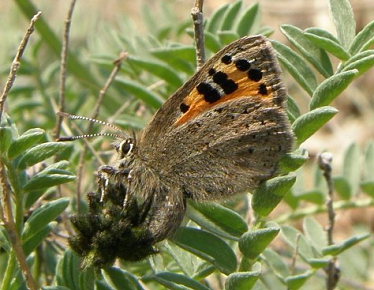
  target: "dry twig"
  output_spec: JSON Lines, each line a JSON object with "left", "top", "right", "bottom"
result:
{"left": 318, "top": 152, "right": 340, "bottom": 290}
{"left": 54, "top": 0, "right": 77, "bottom": 140}
{"left": 191, "top": 0, "right": 206, "bottom": 69}
{"left": 0, "top": 12, "right": 42, "bottom": 122}
{"left": 0, "top": 162, "right": 38, "bottom": 290}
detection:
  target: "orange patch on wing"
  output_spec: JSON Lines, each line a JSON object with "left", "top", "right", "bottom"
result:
{"left": 175, "top": 63, "right": 273, "bottom": 126}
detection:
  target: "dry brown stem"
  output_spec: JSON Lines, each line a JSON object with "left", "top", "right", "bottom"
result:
{"left": 0, "top": 11, "right": 42, "bottom": 122}
{"left": 191, "top": 0, "right": 206, "bottom": 69}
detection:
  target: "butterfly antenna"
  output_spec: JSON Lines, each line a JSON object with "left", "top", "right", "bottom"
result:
{"left": 57, "top": 112, "right": 130, "bottom": 141}
{"left": 58, "top": 132, "right": 125, "bottom": 142}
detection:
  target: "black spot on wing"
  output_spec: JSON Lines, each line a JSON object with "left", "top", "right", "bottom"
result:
{"left": 221, "top": 79, "right": 238, "bottom": 94}
{"left": 212, "top": 71, "right": 228, "bottom": 84}
{"left": 235, "top": 59, "right": 251, "bottom": 71}
{"left": 180, "top": 103, "right": 190, "bottom": 113}
{"left": 258, "top": 84, "right": 268, "bottom": 95}
{"left": 212, "top": 71, "right": 238, "bottom": 95}
{"left": 197, "top": 82, "right": 221, "bottom": 103}
{"left": 208, "top": 68, "right": 216, "bottom": 76}
{"left": 248, "top": 69, "right": 263, "bottom": 82}
{"left": 221, "top": 54, "right": 232, "bottom": 64}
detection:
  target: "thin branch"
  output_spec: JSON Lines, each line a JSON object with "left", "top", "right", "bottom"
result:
{"left": 274, "top": 198, "right": 374, "bottom": 224}
{"left": 290, "top": 233, "right": 301, "bottom": 275}
{"left": 191, "top": 0, "right": 206, "bottom": 69}
{"left": 318, "top": 152, "right": 340, "bottom": 290}
{"left": 0, "top": 162, "right": 38, "bottom": 290}
{"left": 54, "top": 0, "right": 77, "bottom": 140}
{"left": 0, "top": 11, "right": 42, "bottom": 122}
{"left": 76, "top": 52, "right": 128, "bottom": 213}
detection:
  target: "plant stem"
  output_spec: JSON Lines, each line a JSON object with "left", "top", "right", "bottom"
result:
{"left": 55, "top": 0, "right": 77, "bottom": 140}
{"left": 274, "top": 198, "right": 374, "bottom": 224}
{"left": 0, "top": 161, "right": 38, "bottom": 290}
{"left": 0, "top": 254, "right": 16, "bottom": 290}
{"left": 318, "top": 152, "right": 340, "bottom": 290}
{"left": 191, "top": 0, "right": 206, "bottom": 69}
{"left": 0, "top": 11, "right": 41, "bottom": 122}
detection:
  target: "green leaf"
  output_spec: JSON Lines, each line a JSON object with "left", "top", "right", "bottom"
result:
{"left": 127, "top": 57, "right": 183, "bottom": 88}
{"left": 23, "top": 222, "right": 54, "bottom": 256}
{"left": 281, "top": 226, "right": 315, "bottom": 260}
{"left": 285, "top": 271, "right": 313, "bottom": 290}
{"left": 0, "top": 227, "right": 11, "bottom": 252}
{"left": 343, "top": 143, "right": 361, "bottom": 197}
{"left": 22, "top": 198, "right": 69, "bottom": 241}
{"left": 188, "top": 202, "right": 248, "bottom": 238}
{"left": 80, "top": 265, "right": 96, "bottom": 290}
{"left": 361, "top": 181, "right": 374, "bottom": 197}
{"left": 239, "top": 227, "right": 280, "bottom": 259}
{"left": 95, "top": 281, "right": 113, "bottom": 290}
{"left": 272, "top": 40, "right": 317, "bottom": 96}
{"left": 0, "top": 126, "right": 13, "bottom": 154}
{"left": 279, "top": 148, "right": 309, "bottom": 173}
{"left": 303, "top": 217, "right": 327, "bottom": 252}
{"left": 7, "top": 128, "right": 45, "bottom": 159}
{"left": 218, "top": 31, "right": 240, "bottom": 45}
{"left": 115, "top": 77, "right": 164, "bottom": 109}
{"left": 252, "top": 175, "right": 296, "bottom": 217}
{"left": 43, "top": 287, "right": 71, "bottom": 290}
{"left": 192, "top": 263, "right": 215, "bottom": 281}
{"left": 307, "top": 258, "right": 330, "bottom": 269}
{"left": 23, "top": 173, "right": 76, "bottom": 191}
{"left": 280, "top": 25, "right": 333, "bottom": 77}
{"left": 143, "top": 272, "right": 209, "bottom": 290}
{"left": 55, "top": 250, "right": 81, "bottom": 289}
{"left": 103, "top": 267, "right": 143, "bottom": 290}
{"left": 204, "top": 32, "right": 222, "bottom": 53}
{"left": 305, "top": 27, "right": 341, "bottom": 44}
{"left": 350, "top": 20, "right": 374, "bottom": 54}
{"left": 116, "top": 115, "right": 147, "bottom": 130}
{"left": 225, "top": 271, "right": 260, "bottom": 290}
{"left": 310, "top": 69, "right": 358, "bottom": 109}
{"left": 236, "top": 3, "right": 260, "bottom": 37}
{"left": 340, "top": 50, "right": 374, "bottom": 77}
{"left": 329, "top": 0, "right": 356, "bottom": 49}
{"left": 296, "top": 190, "right": 325, "bottom": 205}
{"left": 333, "top": 176, "right": 351, "bottom": 200}
{"left": 256, "top": 26, "right": 274, "bottom": 37}
{"left": 363, "top": 142, "right": 374, "bottom": 181}
{"left": 172, "top": 227, "right": 237, "bottom": 275}
{"left": 304, "top": 31, "right": 350, "bottom": 60}
{"left": 287, "top": 95, "right": 301, "bottom": 122}
{"left": 17, "top": 142, "right": 70, "bottom": 170}
{"left": 151, "top": 46, "right": 195, "bottom": 74}
{"left": 221, "top": 0, "right": 242, "bottom": 31}
{"left": 55, "top": 249, "right": 95, "bottom": 290}
{"left": 262, "top": 249, "right": 289, "bottom": 278}
{"left": 206, "top": 3, "right": 230, "bottom": 33}
{"left": 322, "top": 234, "right": 370, "bottom": 256}
{"left": 291, "top": 106, "right": 338, "bottom": 145}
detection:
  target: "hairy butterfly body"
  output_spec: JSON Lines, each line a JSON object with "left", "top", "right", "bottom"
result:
{"left": 69, "top": 35, "right": 293, "bottom": 267}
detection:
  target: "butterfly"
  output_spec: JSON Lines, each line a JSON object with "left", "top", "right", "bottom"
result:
{"left": 68, "top": 35, "right": 294, "bottom": 268}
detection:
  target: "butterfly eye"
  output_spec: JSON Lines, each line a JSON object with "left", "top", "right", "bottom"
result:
{"left": 117, "top": 139, "right": 134, "bottom": 158}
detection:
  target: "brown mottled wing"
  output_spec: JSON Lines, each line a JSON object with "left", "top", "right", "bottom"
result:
{"left": 138, "top": 35, "right": 293, "bottom": 200}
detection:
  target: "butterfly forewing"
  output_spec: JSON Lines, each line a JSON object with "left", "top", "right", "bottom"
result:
{"left": 137, "top": 35, "right": 293, "bottom": 200}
